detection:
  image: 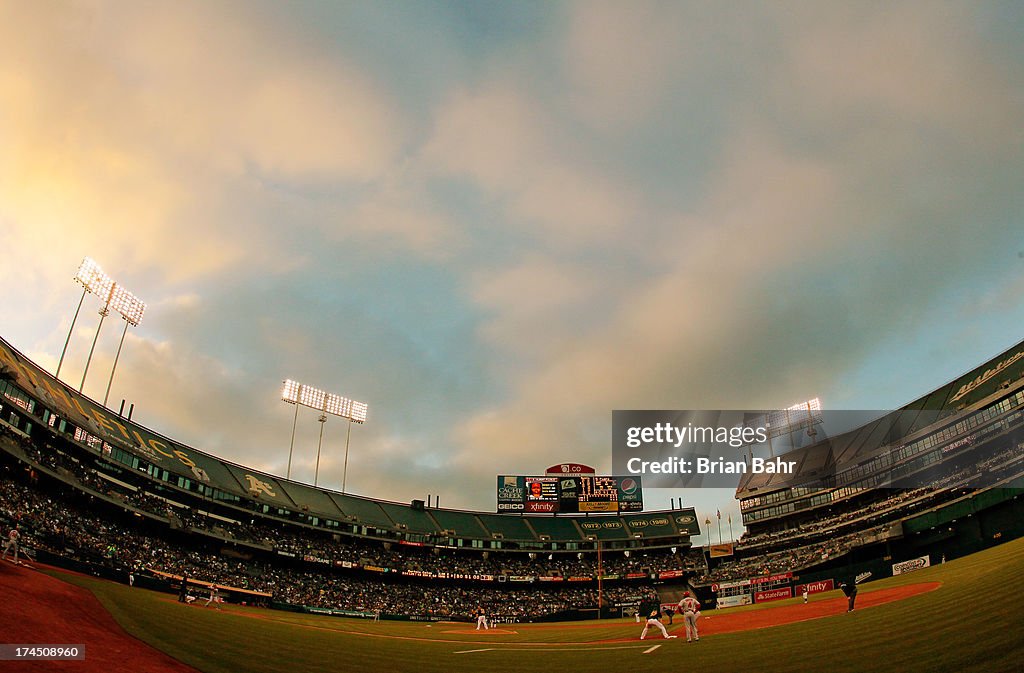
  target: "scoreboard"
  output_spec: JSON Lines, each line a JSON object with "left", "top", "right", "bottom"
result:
{"left": 496, "top": 475, "right": 643, "bottom": 513}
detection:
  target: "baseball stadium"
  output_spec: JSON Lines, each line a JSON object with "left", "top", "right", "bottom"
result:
{"left": 1, "top": 331, "right": 1022, "bottom": 672}
{"left": 5, "top": 3, "right": 1024, "bottom": 673}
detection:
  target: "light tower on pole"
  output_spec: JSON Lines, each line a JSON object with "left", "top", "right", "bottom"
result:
{"left": 59, "top": 258, "right": 145, "bottom": 401}
{"left": 103, "top": 285, "right": 146, "bottom": 406}
{"left": 281, "top": 379, "right": 368, "bottom": 489}
{"left": 763, "top": 397, "right": 823, "bottom": 455}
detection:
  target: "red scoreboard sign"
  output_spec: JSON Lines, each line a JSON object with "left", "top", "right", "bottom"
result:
{"left": 545, "top": 463, "right": 596, "bottom": 476}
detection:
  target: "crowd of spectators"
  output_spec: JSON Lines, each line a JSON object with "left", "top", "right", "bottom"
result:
{"left": 736, "top": 489, "right": 927, "bottom": 551}
{"left": 6, "top": 421, "right": 1018, "bottom": 616}
{"left": 0, "top": 473, "right": 659, "bottom": 620}
{"left": 3, "top": 432, "right": 703, "bottom": 582}
{"left": 698, "top": 525, "right": 888, "bottom": 584}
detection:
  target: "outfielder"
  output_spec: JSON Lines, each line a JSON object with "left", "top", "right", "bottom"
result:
{"left": 679, "top": 591, "right": 701, "bottom": 642}
{"left": 640, "top": 608, "right": 677, "bottom": 640}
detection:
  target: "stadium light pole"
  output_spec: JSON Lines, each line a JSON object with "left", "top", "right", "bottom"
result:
{"left": 79, "top": 302, "right": 110, "bottom": 392}
{"left": 66, "top": 258, "right": 114, "bottom": 390}
{"left": 314, "top": 413, "right": 327, "bottom": 486}
{"left": 341, "top": 417, "right": 355, "bottom": 493}
{"left": 281, "top": 379, "right": 368, "bottom": 488}
{"left": 78, "top": 267, "right": 118, "bottom": 393}
{"left": 56, "top": 285, "right": 87, "bottom": 380}
{"left": 64, "top": 258, "right": 146, "bottom": 399}
{"left": 282, "top": 380, "right": 301, "bottom": 479}
{"left": 103, "top": 285, "right": 146, "bottom": 407}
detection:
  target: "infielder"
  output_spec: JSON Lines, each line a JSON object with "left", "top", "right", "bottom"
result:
{"left": 640, "top": 608, "right": 677, "bottom": 640}
{"left": 840, "top": 581, "right": 858, "bottom": 612}
{"left": 475, "top": 607, "right": 489, "bottom": 630}
{"left": 1, "top": 527, "right": 19, "bottom": 563}
{"left": 679, "top": 591, "right": 701, "bottom": 642}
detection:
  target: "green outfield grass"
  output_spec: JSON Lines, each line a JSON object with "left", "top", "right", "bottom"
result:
{"left": 53, "top": 536, "right": 1024, "bottom": 673}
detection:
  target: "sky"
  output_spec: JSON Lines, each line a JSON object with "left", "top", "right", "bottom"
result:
{"left": 2, "top": 1, "right": 1023, "bottom": 545}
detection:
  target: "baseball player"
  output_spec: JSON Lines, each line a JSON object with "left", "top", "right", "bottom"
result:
{"left": 640, "top": 607, "right": 677, "bottom": 640}
{"left": 178, "top": 575, "right": 190, "bottom": 603}
{"left": 802, "top": 587, "right": 809, "bottom": 603}
{"left": 475, "top": 607, "right": 489, "bottom": 630}
{"left": 679, "top": 591, "right": 701, "bottom": 642}
{"left": 1, "top": 526, "right": 19, "bottom": 564}
{"left": 204, "top": 584, "right": 221, "bottom": 610}
{"left": 840, "top": 581, "right": 858, "bottom": 612}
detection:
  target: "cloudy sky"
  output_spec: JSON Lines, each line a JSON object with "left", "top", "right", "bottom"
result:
{"left": 2, "top": 1, "right": 1023, "bottom": 541}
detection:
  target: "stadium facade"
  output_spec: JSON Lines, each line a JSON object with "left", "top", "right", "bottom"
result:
{"left": 710, "top": 339, "right": 1024, "bottom": 605}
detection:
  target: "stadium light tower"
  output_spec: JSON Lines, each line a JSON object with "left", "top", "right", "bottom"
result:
{"left": 103, "top": 284, "right": 146, "bottom": 407}
{"left": 745, "top": 397, "right": 823, "bottom": 459}
{"left": 281, "top": 379, "right": 368, "bottom": 489}
{"left": 61, "top": 258, "right": 146, "bottom": 400}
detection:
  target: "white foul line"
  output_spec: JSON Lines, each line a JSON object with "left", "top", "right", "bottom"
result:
{"left": 643, "top": 644, "right": 662, "bottom": 654}
{"left": 454, "top": 648, "right": 495, "bottom": 654}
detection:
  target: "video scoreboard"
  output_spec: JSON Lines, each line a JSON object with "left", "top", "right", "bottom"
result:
{"left": 496, "top": 475, "right": 643, "bottom": 513}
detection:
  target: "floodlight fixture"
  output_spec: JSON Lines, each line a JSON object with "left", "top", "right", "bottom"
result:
{"left": 349, "top": 399, "right": 369, "bottom": 425}
{"left": 75, "top": 257, "right": 116, "bottom": 303}
{"left": 299, "top": 384, "right": 327, "bottom": 411}
{"left": 281, "top": 379, "right": 368, "bottom": 489}
{"left": 764, "top": 397, "right": 822, "bottom": 438}
{"left": 282, "top": 379, "right": 367, "bottom": 424}
{"left": 109, "top": 284, "right": 147, "bottom": 327}
{"left": 281, "top": 379, "right": 301, "bottom": 403}
{"left": 745, "top": 397, "right": 823, "bottom": 458}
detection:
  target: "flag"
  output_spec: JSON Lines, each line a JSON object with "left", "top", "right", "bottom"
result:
{"left": 716, "top": 509, "right": 721, "bottom": 520}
